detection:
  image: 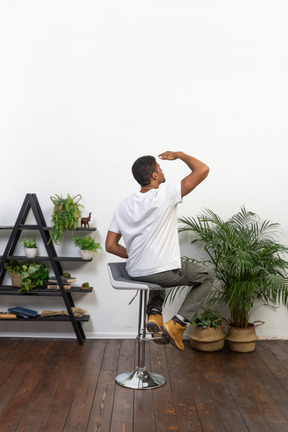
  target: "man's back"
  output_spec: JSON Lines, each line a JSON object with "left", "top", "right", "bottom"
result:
{"left": 109, "top": 181, "right": 182, "bottom": 277}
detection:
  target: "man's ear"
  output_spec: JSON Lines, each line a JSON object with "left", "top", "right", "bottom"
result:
{"left": 151, "top": 171, "right": 158, "bottom": 180}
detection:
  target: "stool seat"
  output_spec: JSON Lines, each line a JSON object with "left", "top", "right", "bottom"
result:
{"left": 107, "top": 262, "right": 166, "bottom": 390}
{"left": 107, "top": 262, "right": 162, "bottom": 290}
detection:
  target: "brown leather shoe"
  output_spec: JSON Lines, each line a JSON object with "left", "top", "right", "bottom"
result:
{"left": 161, "top": 318, "right": 188, "bottom": 351}
{"left": 147, "top": 313, "right": 169, "bottom": 345}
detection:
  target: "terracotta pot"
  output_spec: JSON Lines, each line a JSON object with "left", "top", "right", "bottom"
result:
{"left": 189, "top": 325, "right": 226, "bottom": 352}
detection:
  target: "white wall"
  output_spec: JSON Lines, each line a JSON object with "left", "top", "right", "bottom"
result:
{"left": 0, "top": 0, "right": 288, "bottom": 339}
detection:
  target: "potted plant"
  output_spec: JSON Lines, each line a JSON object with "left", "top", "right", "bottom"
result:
{"left": 80, "top": 282, "right": 91, "bottom": 290}
{"left": 20, "top": 262, "right": 50, "bottom": 294}
{"left": 5, "top": 261, "right": 50, "bottom": 294}
{"left": 178, "top": 206, "right": 288, "bottom": 352}
{"left": 189, "top": 308, "right": 226, "bottom": 352}
{"left": 5, "top": 261, "right": 23, "bottom": 288}
{"left": 73, "top": 235, "right": 102, "bottom": 260}
{"left": 50, "top": 194, "right": 83, "bottom": 244}
{"left": 22, "top": 237, "right": 37, "bottom": 258}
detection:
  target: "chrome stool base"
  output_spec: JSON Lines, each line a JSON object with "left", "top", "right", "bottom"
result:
{"left": 116, "top": 367, "right": 166, "bottom": 389}
{"left": 107, "top": 263, "right": 167, "bottom": 391}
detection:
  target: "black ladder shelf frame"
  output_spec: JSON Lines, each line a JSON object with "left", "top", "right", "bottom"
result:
{"left": 0, "top": 193, "right": 96, "bottom": 345}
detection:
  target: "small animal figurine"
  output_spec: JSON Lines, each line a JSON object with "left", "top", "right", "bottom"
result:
{"left": 81, "top": 212, "right": 92, "bottom": 228}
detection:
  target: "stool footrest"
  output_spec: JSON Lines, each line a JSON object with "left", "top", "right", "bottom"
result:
{"left": 115, "top": 368, "right": 166, "bottom": 390}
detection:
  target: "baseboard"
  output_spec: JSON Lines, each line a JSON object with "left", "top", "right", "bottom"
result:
{"left": 0, "top": 330, "right": 287, "bottom": 340}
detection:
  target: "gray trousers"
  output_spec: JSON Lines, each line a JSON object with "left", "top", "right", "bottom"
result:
{"left": 131, "top": 260, "right": 215, "bottom": 323}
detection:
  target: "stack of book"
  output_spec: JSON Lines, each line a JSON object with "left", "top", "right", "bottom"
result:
{"left": 46, "top": 276, "right": 76, "bottom": 290}
{"left": 7, "top": 306, "right": 38, "bottom": 319}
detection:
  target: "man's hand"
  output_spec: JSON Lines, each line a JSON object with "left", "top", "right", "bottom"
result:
{"left": 158, "top": 151, "right": 179, "bottom": 161}
{"left": 158, "top": 151, "right": 209, "bottom": 197}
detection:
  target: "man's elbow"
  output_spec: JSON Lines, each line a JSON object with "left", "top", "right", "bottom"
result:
{"left": 105, "top": 237, "right": 113, "bottom": 254}
{"left": 105, "top": 242, "right": 113, "bottom": 254}
{"left": 203, "top": 164, "right": 210, "bottom": 179}
{"left": 198, "top": 164, "right": 209, "bottom": 182}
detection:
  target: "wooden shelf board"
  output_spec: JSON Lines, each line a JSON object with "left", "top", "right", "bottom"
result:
{"left": 0, "top": 286, "right": 93, "bottom": 295}
{"left": 0, "top": 314, "right": 90, "bottom": 322}
{"left": 2, "top": 256, "right": 92, "bottom": 262}
{"left": 0, "top": 225, "right": 96, "bottom": 231}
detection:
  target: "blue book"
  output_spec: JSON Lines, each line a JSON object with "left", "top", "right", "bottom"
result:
{"left": 15, "top": 313, "right": 29, "bottom": 319}
{"left": 8, "top": 306, "right": 38, "bottom": 318}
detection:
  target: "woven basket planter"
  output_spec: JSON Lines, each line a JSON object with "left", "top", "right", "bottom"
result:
{"left": 226, "top": 324, "right": 260, "bottom": 353}
{"left": 189, "top": 325, "right": 226, "bottom": 352}
{"left": 10, "top": 272, "right": 23, "bottom": 288}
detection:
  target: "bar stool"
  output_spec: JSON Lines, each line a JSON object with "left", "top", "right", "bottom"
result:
{"left": 107, "top": 262, "right": 166, "bottom": 390}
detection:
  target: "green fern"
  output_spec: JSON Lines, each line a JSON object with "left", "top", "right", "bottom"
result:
{"left": 50, "top": 194, "right": 83, "bottom": 244}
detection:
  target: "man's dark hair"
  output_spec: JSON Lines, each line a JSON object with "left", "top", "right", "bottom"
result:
{"left": 132, "top": 155, "right": 157, "bottom": 186}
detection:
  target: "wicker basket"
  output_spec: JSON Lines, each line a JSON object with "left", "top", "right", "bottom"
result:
{"left": 226, "top": 325, "right": 259, "bottom": 353}
{"left": 10, "top": 272, "right": 23, "bottom": 288}
{"left": 189, "top": 325, "right": 226, "bottom": 352}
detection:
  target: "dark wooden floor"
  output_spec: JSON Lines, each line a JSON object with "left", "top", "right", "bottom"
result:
{"left": 0, "top": 338, "right": 288, "bottom": 432}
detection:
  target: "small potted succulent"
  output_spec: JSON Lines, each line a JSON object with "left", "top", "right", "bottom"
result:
{"left": 80, "top": 282, "right": 91, "bottom": 290}
{"left": 73, "top": 235, "right": 102, "bottom": 260}
{"left": 189, "top": 308, "right": 226, "bottom": 352}
{"left": 22, "top": 237, "right": 37, "bottom": 258}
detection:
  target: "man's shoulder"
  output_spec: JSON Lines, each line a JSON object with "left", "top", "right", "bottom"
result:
{"left": 159, "top": 180, "right": 182, "bottom": 203}
{"left": 116, "top": 192, "right": 139, "bottom": 208}
{"left": 159, "top": 180, "right": 181, "bottom": 194}
{"left": 160, "top": 180, "right": 180, "bottom": 189}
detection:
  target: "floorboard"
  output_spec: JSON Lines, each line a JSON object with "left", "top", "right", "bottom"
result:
{"left": 109, "top": 340, "right": 134, "bottom": 432}
{"left": 0, "top": 338, "right": 288, "bottom": 431}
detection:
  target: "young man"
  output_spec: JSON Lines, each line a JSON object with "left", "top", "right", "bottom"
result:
{"left": 105, "top": 151, "right": 215, "bottom": 351}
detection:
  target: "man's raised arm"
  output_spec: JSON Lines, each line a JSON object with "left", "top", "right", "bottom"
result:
{"left": 159, "top": 151, "right": 209, "bottom": 197}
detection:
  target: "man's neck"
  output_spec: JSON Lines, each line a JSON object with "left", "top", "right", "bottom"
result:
{"left": 140, "top": 184, "right": 159, "bottom": 193}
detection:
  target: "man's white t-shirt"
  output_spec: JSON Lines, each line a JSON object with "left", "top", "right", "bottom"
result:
{"left": 109, "top": 181, "right": 183, "bottom": 277}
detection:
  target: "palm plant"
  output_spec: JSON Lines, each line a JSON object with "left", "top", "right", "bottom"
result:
{"left": 178, "top": 206, "right": 288, "bottom": 328}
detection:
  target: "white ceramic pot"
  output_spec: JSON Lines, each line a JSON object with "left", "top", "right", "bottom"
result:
{"left": 24, "top": 248, "right": 37, "bottom": 258}
{"left": 80, "top": 250, "right": 93, "bottom": 260}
